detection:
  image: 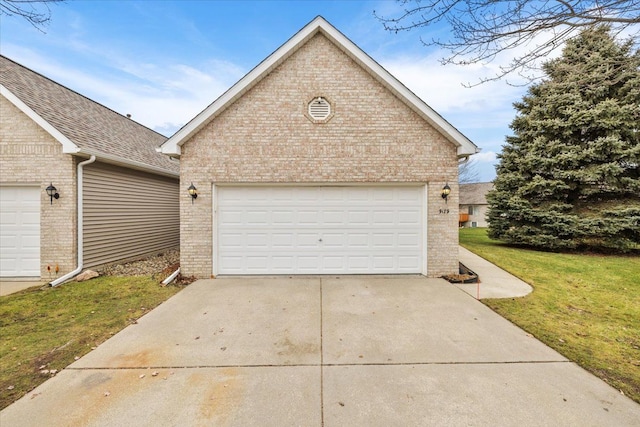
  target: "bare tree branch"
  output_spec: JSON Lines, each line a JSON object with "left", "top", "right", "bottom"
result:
{"left": 0, "top": 0, "right": 65, "bottom": 31}
{"left": 375, "top": 0, "right": 640, "bottom": 85}
{"left": 459, "top": 158, "right": 480, "bottom": 183}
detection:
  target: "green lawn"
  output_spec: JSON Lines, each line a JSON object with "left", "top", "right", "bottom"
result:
{"left": 0, "top": 276, "right": 183, "bottom": 410}
{"left": 460, "top": 227, "right": 640, "bottom": 403}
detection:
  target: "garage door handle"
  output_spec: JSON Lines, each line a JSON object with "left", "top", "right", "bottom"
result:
{"left": 318, "top": 238, "right": 323, "bottom": 242}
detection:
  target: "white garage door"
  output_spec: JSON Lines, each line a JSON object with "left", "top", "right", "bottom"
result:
{"left": 0, "top": 186, "right": 41, "bottom": 277}
{"left": 216, "top": 186, "right": 424, "bottom": 275}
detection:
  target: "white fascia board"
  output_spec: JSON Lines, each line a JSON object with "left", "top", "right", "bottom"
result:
{"left": 78, "top": 148, "right": 180, "bottom": 178}
{"left": 160, "top": 16, "right": 479, "bottom": 157}
{"left": 1, "top": 84, "right": 80, "bottom": 154}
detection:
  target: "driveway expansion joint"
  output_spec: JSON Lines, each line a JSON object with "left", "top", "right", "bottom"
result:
{"left": 67, "top": 360, "right": 571, "bottom": 371}
{"left": 319, "top": 277, "right": 324, "bottom": 427}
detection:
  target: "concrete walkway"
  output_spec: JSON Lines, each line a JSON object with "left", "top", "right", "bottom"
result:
{"left": 456, "top": 246, "right": 533, "bottom": 299}
{"left": 0, "top": 280, "right": 45, "bottom": 296}
{"left": 2, "top": 275, "right": 638, "bottom": 426}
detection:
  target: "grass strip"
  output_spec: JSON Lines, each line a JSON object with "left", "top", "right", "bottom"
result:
{"left": 0, "top": 276, "right": 183, "bottom": 410}
{"left": 460, "top": 228, "right": 640, "bottom": 403}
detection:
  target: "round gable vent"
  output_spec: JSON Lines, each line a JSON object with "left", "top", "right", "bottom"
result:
{"left": 308, "top": 97, "right": 331, "bottom": 121}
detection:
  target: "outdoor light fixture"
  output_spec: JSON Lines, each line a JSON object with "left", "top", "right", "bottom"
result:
{"left": 188, "top": 182, "right": 198, "bottom": 204}
{"left": 45, "top": 183, "right": 59, "bottom": 205}
{"left": 441, "top": 183, "right": 451, "bottom": 203}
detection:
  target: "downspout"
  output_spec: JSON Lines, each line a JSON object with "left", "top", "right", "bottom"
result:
{"left": 49, "top": 155, "right": 96, "bottom": 286}
{"left": 161, "top": 268, "right": 181, "bottom": 285}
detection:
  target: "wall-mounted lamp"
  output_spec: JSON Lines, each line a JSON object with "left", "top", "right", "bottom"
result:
{"left": 188, "top": 182, "right": 198, "bottom": 204}
{"left": 441, "top": 183, "right": 451, "bottom": 204}
{"left": 45, "top": 183, "right": 59, "bottom": 205}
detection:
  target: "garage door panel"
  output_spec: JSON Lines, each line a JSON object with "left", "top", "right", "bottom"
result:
{"left": 298, "top": 210, "right": 320, "bottom": 224}
{"left": 298, "top": 256, "right": 320, "bottom": 271}
{"left": 272, "top": 256, "right": 294, "bottom": 270}
{"left": 296, "top": 233, "right": 319, "bottom": 248}
{"left": 21, "top": 234, "right": 40, "bottom": 249}
{"left": 23, "top": 211, "right": 40, "bottom": 225}
{"left": 323, "top": 210, "right": 346, "bottom": 225}
{"left": 398, "top": 233, "right": 421, "bottom": 248}
{"left": 348, "top": 256, "right": 369, "bottom": 270}
{"left": 398, "top": 210, "right": 421, "bottom": 225}
{"left": 1, "top": 186, "right": 40, "bottom": 277}
{"left": 1, "top": 211, "right": 18, "bottom": 224}
{"left": 347, "top": 233, "right": 369, "bottom": 247}
{"left": 272, "top": 233, "right": 294, "bottom": 248}
{"left": 323, "top": 190, "right": 346, "bottom": 202}
{"left": 1, "top": 235, "right": 17, "bottom": 247}
{"left": 372, "top": 233, "right": 394, "bottom": 247}
{"left": 245, "top": 211, "right": 268, "bottom": 225}
{"left": 272, "top": 210, "right": 294, "bottom": 225}
{"left": 372, "top": 211, "right": 395, "bottom": 224}
{"left": 323, "top": 232, "right": 345, "bottom": 248}
{"left": 373, "top": 188, "right": 395, "bottom": 201}
{"left": 218, "top": 232, "right": 243, "bottom": 249}
{"left": 270, "top": 188, "right": 295, "bottom": 201}
{"left": 216, "top": 186, "right": 423, "bottom": 275}
{"left": 373, "top": 256, "right": 394, "bottom": 269}
{"left": 246, "top": 256, "right": 268, "bottom": 271}
{"left": 219, "top": 210, "right": 243, "bottom": 225}
{"left": 399, "top": 256, "right": 421, "bottom": 268}
{"left": 246, "top": 233, "right": 269, "bottom": 248}
{"left": 347, "top": 210, "right": 369, "bottom": 224}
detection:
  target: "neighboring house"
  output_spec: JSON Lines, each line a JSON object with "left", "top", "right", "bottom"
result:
{"left": 0, "top": 55, "right": 180, "bottom": 282}
{"left": 160, "top": 17, "right": 478, "bottom": 278}
{"left": 459, "top": 182, "right": 494, "bottom": 228}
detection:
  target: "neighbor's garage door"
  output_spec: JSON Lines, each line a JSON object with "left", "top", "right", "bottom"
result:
{"left": 0, "top": 186, "right": 40, "bottom": 277}
{"left": 216, "top": 186, "right": 424, "bottom": 275}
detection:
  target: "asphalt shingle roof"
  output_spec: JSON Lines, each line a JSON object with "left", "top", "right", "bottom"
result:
{"left": 0, "top": 55, "right": 178, "bottom": 174}
{"left": 459, "top": 182, "right": 494, "bottom": 205}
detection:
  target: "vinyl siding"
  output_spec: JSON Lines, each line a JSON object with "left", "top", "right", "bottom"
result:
{"left": 83, "top": 162, "right": 179, "bottom": 268}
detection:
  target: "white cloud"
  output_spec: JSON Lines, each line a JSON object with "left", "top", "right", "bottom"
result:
{"left": 381, "top": 51, "right": 524, "bottom": 115}
{"left": 472, "top": 151, "right": 498, "bottom": 163}
{"left": 3, "top": 44, "right": 245, "bottom": 135}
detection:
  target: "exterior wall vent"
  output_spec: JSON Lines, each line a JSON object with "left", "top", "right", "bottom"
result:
{"left": 306, "top": 97, "right": 333, "bottom": 123}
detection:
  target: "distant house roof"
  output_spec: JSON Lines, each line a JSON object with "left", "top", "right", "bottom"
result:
{"left": 160, "top": 16, "right": 479, "bottom": 159}
{"left": 460, "top": 182, "right": 494, "bottom": 205}
{"left": 0, "top": 55, "right": 178, "bottom": 176}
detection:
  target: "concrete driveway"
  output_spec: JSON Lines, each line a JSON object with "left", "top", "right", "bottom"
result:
{"left": 2, "top": 276, "right": 639, "bottom": 426}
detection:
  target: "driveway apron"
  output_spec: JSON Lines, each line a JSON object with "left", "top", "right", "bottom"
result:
{"left": 2, "top": 276, "right": 639, "bottom": 426}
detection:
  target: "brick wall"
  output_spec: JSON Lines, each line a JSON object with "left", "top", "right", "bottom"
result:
{"left": 180, "top": 33, "right": 459, "bottom": 278}
{"left": 1, "top": 96, "right": 77, "bottom": 279}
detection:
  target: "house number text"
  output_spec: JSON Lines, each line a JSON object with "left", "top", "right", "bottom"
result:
{"left": 439, "top": 209, "right": 450, "bottom": 214}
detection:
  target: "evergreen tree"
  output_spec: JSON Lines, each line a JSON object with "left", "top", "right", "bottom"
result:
{"left": 487, "top": 26, "right": 640, "bottom": 251}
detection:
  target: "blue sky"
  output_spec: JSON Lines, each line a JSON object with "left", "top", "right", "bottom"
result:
{"left": 1, "top": 0, "right": 537, "bottom": 182}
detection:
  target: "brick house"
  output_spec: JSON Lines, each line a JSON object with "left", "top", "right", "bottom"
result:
{"left": 160, "top": 16, "right": 478, "bottom": 278}
{"left": 459, "top": 182, "right": 494, "bottom": 228}
{"left": 0, "top": 55, "right": 180, "bottom": 283}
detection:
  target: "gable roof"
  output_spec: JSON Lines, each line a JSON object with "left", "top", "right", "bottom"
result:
{"left": 0, "top": 55, "right": 178, "bottom": 176}
{"left": 160, "top": 16, "right": 479, "bottom": 159}
{"left": 460, "top": 182, "right": 494, "bottom": 205}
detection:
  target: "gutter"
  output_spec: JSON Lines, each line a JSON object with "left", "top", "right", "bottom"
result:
{"left": 49, "top": 155, "right": 96, "bottom": 286}
{"left": 78, "top": 148, "right": 179, "bottom": 178}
